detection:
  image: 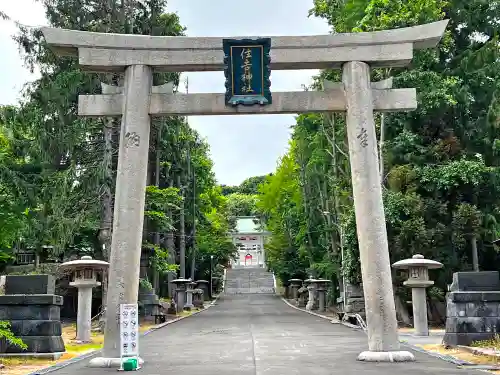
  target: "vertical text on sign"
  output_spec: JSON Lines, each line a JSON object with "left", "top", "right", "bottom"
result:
{"left": 223, "top": 38, "right": 271, "bottom": 106}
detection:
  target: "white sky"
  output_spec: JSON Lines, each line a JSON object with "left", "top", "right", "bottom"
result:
{"left": 0, "top": 0, "right": 330, "bottom": 185}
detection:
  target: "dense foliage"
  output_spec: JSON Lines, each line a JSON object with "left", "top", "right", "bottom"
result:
{"left": 257, "top": 0, "right": 500, "bottom": 313}
{"left": 2, "top": 0, "right": 500, "bottom": 324}
{"left": 0, "top": 1, "right": 235, "bottom": 298}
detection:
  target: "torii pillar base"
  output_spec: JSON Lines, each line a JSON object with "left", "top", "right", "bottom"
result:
{"left": 358, "top": 351, "right": 415, "bottom": 362}
{"left": 88, "top": 357, "right": 144, "bottom": 368}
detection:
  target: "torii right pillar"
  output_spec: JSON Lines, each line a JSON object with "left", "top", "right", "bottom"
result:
{"left": 343, "top": 61, "right": 414, "bottom": 361}
{"left": 341, "top": 21, "right": 447, "bottom": 361}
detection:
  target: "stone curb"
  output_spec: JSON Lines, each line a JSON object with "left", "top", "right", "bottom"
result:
{"left": 24, "top": 295, "right": 220, "bottom": 375}
{"left": 279, "top": 297, "right": 361, "bottom": 330}
{"left": 141, "top": 295, "right": 220, "bottom": 336}
{"left": 399, "top": 340, "right": 475, "bottom": 366}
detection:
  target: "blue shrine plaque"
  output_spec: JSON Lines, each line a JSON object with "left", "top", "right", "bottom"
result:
{"left": 223, "top": 38, "right": 271, "bottom": 106}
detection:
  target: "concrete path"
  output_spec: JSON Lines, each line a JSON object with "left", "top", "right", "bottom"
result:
{"left": 47, "top": 294, "right": 481, "bottom": 375}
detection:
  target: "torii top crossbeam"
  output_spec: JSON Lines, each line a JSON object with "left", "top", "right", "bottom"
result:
{"left": 41, "top": 20, "right": 448, "bottom": 72}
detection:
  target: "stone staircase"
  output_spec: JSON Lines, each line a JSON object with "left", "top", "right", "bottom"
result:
{"left": 224, "top": 267, "right": 275, "bottom": 294}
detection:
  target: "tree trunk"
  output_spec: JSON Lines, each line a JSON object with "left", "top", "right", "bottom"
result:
{"left": 471, "top": 234, "right": 479, "bottom": 271}
{"left": 394, "top": 290, "right": 412, "bottom": 326}
{"left": 140, "top": 136, "right": 154, "bottom": 281}
{"left": 190, "top": 169, "right": 196, "bottom": 280}
{"left": 178, "top": 173, "right": 186, "bottom": 279}
{"left": 166, "top": 179, "right": 176, "bottom": 297}
{"left": 379, "top": 113, "right": 385, "bottom": 185}
{"left": 152, "top": 125, "right": 161, "bottom": 293}
{"left": 296, "top": 148, "right": 315, "bottom": 267}
{"left": 98, "top": 117, "right": 114, "bottom": 310}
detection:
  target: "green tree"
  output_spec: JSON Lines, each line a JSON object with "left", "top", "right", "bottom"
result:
{"left": 0, "top": 1, "right": 235, "bottom": 303}
{"left": 226, "top": 193, "right": 259, "bottom": 217}
{"left": 259, "top": 0, "right": 500, "bottom": 316}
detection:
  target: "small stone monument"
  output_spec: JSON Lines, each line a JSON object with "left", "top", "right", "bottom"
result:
{"left": 195, "top": 280, "right": 210, "bottom": 301}
{"left": 138, "top": 282, "right": 161, "bottom": 319}
{"left": 192, "top": 289, "right": 204, "bottom": 308}
{"left": 297, "top": 286, "right": 308, "bottom": 308}
{"left": 288, "top": 279, "right": 302, "bottom": 300}
{"left": 60, "top": 256, "right": 109, "bottom": 343}
{"left": 316, "top": 279, "right": 331, "bottom": 313}
{"left": 171, "top": 279, "right": 190, "bottom": 313}
{"left": 392, "top": 254, "right": 443, "bottom": 336}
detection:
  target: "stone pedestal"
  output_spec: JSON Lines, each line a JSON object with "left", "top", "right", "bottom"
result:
{"left": 0, "top": 295, "right": 65, "bottom": 354}
{"left": 0, "top": 275, "right": 65, "bottom": 356}
{"left": 288, "top": 279, "right": 302, "bottom": 300}
{"left": 184, "top": 282, "right": 196, "bottom": 311}
{"left": 171, "top": 279, "right": 189, "bottom": 313}
{"left": 393, "top": 254, "right": 443, "bottom": 337}
{"left": 444, "top": 271, "right": 500, "bottom": 346}
{"left": 195, "top": 280, "right": 210, "bottom": 301}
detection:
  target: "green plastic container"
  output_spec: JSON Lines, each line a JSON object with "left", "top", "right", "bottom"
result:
{"left": 122, "top": 358, "right": 138, "bottom": 371}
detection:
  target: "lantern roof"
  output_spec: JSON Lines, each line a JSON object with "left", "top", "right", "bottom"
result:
{"left": 60, "top": 255, "right": 109, "bottom": 270}
{"left": 392, "top": 254, "right": 443, "bottom": 270}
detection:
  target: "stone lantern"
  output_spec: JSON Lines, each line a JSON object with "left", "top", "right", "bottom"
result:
{"left": 60, "top": 256, "right": 109, "bottom": 342}
{"left": 392, "top": 254, "right": 443, "bottom": 336}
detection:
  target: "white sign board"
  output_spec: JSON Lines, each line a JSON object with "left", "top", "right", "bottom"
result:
{"left": 119, "top": 303, "right": 140, "bottom": 366}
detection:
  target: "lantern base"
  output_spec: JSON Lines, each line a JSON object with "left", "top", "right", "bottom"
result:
{"left": 357, "top": 350, "right": 415, "bottom": 362}
{"left": 88, "top": 356, "right": 144, "bottom": 368}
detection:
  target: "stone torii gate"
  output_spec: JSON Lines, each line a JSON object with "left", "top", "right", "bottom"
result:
{"left": 42, "top": 20, "right": 447, "bottom": 366}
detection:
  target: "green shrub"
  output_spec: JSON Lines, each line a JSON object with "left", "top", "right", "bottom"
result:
{"left": 0, "top": 321, "right": 27, "bottom": 350}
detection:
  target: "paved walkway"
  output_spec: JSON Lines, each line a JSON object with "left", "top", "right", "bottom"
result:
{"left": 48, "top": 294, "right": 481, "bottom": 375}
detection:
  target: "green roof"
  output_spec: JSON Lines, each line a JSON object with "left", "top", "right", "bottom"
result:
{"left": 235, "top": 216, "right": 262, "bottom": 234}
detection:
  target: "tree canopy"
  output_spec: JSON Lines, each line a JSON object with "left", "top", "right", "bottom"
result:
{"left": 0, "top": 0, "right": 236, "bottom": 293}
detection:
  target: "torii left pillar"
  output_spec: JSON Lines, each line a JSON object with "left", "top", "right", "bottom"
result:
{"left": 89, "top": 65, "right": 152, "bottom": 367}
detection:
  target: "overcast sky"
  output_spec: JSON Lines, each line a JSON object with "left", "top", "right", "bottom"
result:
{"left": 0, "top": 0, "right": 330, "bottom": 185}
